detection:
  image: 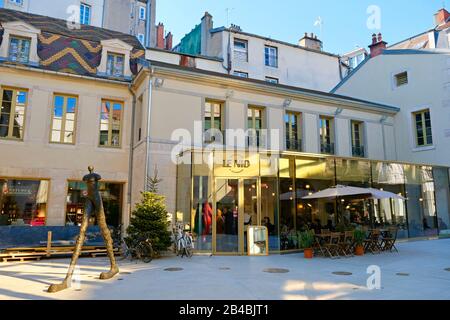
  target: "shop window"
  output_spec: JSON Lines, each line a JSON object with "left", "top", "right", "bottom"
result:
{"left": 106, "top": 52, "right": 125, "bottom": 77}
{"left": 66, "top": 181, "right": 123, "bottom": 228}
{"left": 0, "top": 179, "right": 48, "bottom": 226}
{"left": 295, "top": 157, "right": 336, "bottom": 234}
{"left": 99, "top": 100, "right": 123, "bottom": 148}
{"left": 0, "top": 87, "right": 27, "bottom": 140}
{"left": 8, "top": 36, "right": 31, "bottom": 63}
{"left": 50, "top": 94, "right": 78, "bottom": 144}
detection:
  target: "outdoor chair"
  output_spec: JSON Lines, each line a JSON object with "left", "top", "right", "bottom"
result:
{"left": 311, "top": 229, "right": 326, "bottom": 257}
{"left": 364, "top": 229, "right": 382, "bottom": 254}
{"left": 323, "top": 233, "right": 340, "bottom": 259}
{"left": 339, "top": 231, "right": 354, "bottom": 257}
{"left": 380, "top": 227, "right": 399, "bottom": 253}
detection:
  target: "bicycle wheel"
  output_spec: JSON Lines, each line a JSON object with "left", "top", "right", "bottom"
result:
{"left": 137, "top": 242, "right": 154, "bottom": 263}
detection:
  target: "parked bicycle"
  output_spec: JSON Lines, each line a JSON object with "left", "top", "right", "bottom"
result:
{"left": 113, "top": 224, "right": 154, "bottom": 263}
{"left": 173, "top": 224, "right": 193, "bottom": 258}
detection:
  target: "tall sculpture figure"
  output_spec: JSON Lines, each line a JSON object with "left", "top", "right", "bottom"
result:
{"left": 48, "top": 166, "right": 119, "bottom": 293}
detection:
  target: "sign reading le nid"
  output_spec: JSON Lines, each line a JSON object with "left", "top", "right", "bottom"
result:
{"left": 215, "top": 153, "right": 259, "bottom": 176}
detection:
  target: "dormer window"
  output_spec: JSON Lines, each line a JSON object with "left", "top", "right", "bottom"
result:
{"left": 106, "top": 53, "right": 125, "bottom": 77}
{"left": 9, "top": 36, "right": 31, "bottom": 63}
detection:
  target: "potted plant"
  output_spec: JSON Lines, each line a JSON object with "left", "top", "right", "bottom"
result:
{"left": 353, "top": 228, "right": 366, "bottom": 256}
{"left": 299, "top": 229, "right": 315, "bottom": 259}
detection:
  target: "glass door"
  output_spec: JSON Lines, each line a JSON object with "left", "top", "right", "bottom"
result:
{"left": 243, "top": 179, "right": 258, "bottom": 252}
{"left": 214, "top": 178, "right": 260, "bottom": 255}
{"left": 215, "top": 179, "right": 240, "bottom": 254}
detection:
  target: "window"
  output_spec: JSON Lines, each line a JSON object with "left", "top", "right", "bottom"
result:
{"left": 247, "top": 106, "right": 265, "bottom": 148}
{"left": 80, "top": 3, "right": 91, "bottom": 25}
{"left": 351, "top": 121, "right": 365, "bottom": 157}
{"left": 137, "top": 34, "right": 145, "bottom": 45}
{"left": 233, "top": 71, "right": 248, "bottom": 78}
{"left": 8, "top": 36, "right": 31, "bottom": 63}
{"left": 395, "top": 71, "right": 408, "bottom": 87}
{"left": 233, "top": 39, "right": 248, "bottom": 62}
{"left": 319, "top": 116, "right": 334, "bottom": 154}
{"left": 204, "top": 100, "right": 223, "bottom": 143}
{"left": 413, "top": 109, "right": 433, "bottom": 147}
{"left": 50, "top": 95, "right": 78, "bottom": 144}
{"left": 106, "top": 53, "right": 125, "bottom": 77}
{"left": 100, "top": 100, "right": 123, "bottom": 148}
{"left": 0, "top": 179, "right": 49, "bottom": 226}
{"left": 66, "top": 181, "right": 122, "bottom": 227}
{"left": 0, "top": 87, "right": 27, "bottom": 140}
{"left": 139, "top": 6, "right": 146, "bottom": 20}
{"left": 8, "top": 0, "right": 23, "bottom": 6}
{"left": 265, "top": 77, "right": 279, "bottom": 84}
{"left": 264, "top": 45, "right": 278, "bottom": 68}
{"left": 285, "top": 112, "right": 302, "bottom": 151}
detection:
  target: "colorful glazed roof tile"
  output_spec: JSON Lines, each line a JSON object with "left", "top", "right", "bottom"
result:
{"left": 0, "top": 8, "right": 145, "bottom": 79}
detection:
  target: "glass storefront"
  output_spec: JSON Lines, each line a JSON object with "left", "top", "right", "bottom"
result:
{"left": 0, "top": 179, "right": 49, "bottom": 226}
{"left": 66, "top": 181, "right": 123, "bottom": 228}
{"left": 177, "top": 150, "right": 450, "bottom": 255}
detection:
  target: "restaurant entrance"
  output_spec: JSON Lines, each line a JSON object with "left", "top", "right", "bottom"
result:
{"left": 213, "top": 178, "right": 260, "bottom": 255}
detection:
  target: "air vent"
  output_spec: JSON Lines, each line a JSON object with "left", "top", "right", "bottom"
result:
{"left": 395, "top": 72, "right": 408, "bottom": 87}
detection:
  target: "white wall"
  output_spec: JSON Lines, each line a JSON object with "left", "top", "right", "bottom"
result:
{"left": 335, "top": 52, "right": 450, "bottom": 167}
{"left": 221, "top": 31, "right": 343, "bottom": 92}
{"left": 4, "top": 0, "right": 104, "bottom": 27}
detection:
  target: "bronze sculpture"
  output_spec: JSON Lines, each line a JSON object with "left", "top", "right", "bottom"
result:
{"left": 48, "top": 166, "right": 119, "bottom": 293}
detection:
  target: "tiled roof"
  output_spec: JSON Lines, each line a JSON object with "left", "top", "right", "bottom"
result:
{"left": 0, "top": 8, "right": 143, "bottom": 49}
{"left": 0, "top": 8, "right": 145, "bottom": 79}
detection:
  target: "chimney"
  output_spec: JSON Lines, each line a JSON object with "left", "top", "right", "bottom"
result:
{"left": 368, "top": 33, "right": 387, "bottom": 58}
{"left": 435, "top": 8, "right": 450, "bottom": 26}
{"left": 165, "top": 32, "right": 173, "bottom": 51}
{"left": 156, "top": 23, "right": 165, "bottom": 49}
{"left": 299, "top": 32, "right": 323, "bottom": 51}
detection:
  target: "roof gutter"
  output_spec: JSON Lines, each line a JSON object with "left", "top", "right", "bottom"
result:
{"left": 150, "top": 63, "right": 399, "bottom": 115}
{"left": 0, "top": 62, "right": 131, "bottom": 85}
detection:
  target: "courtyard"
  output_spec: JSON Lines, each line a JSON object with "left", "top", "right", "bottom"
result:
{"left": 0, "top": 239, "right": 449, "bottom": 300}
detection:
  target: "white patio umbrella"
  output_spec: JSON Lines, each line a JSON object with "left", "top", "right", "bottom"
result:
{"left": 366, "top": 188, "right": 406, "bottom": 200}
{"left": 301, "top": 185, "right": 371, "bottom": 200}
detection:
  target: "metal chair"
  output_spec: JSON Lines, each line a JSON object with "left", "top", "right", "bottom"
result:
{"left": 380, "top": 227, "right": 399, "bottom": 253}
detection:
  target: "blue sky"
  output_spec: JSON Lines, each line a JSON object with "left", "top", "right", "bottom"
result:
{"left": 157, "top": 0, "right": 445, "bottom": 54}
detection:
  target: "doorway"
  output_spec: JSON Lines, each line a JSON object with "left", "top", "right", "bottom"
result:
{"left": 214, "top": 178, "right": 259, "bottom": 255}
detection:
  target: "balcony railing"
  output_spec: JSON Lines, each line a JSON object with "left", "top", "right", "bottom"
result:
{"left": 321, "top": 142, "right": 335, "bottom": 155}
{"left": 286, "top": 139, "right": 302, "bottom": 152}
{"left": 352, "top": 145, "right": 365, "bottom": 158}
{"left": 247, "top": 131, "right": 267, "bottom": 149}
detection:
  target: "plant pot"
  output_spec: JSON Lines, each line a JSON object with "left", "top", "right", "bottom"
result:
{"left": 355, "top": 245, "right": 364, "bottom": 256}
{"left": 303, "top": 248, "right": 313, "bottom": 259}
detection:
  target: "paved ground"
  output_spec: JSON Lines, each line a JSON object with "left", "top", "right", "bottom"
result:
{"left": 0, "top": 239, "right": 449, "bottom": 300}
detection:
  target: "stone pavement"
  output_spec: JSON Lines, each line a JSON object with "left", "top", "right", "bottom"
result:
{"left": 0, "top": 239, "right": 449, "bottom": 300}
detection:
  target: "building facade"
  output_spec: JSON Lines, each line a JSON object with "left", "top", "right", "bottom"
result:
{"left": 174, "top": 12, "right": 347, "bottom": 92}
{"left": 1, "top": 8, "right": 449, "bottom": 254}
{"left": 0, "top": 0, "right": 156, "bottom": 47}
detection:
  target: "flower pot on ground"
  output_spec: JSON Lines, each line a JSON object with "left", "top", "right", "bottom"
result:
{"left": 299, "top": 229, "right": 315, "bottom": 259}
{"left": 353, "top": 229, "right": 366, "bottom": 256}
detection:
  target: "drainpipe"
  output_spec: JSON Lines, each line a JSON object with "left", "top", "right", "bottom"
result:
{"left": 144, "top": 69, "right": 154, "bottom": 191}
{"left": 127, "top": 84, "right": 137, "bottom": 227}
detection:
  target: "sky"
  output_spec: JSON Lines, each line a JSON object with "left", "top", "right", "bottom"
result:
{"left": 157, "top": 0, "right": 446, "bottom": 54}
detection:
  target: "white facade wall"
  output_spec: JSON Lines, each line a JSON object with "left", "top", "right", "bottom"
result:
{"left": 4, "top": 0, "right": 105, "bottom": 27}
{"left": 334, "top": 52, "right": 450, "bottom": 167}
{"left": 135, "top": 69, "right": 397, "bottom": 214}
{"left": 224, "top": 31, "right": 343, "bottom": 92}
